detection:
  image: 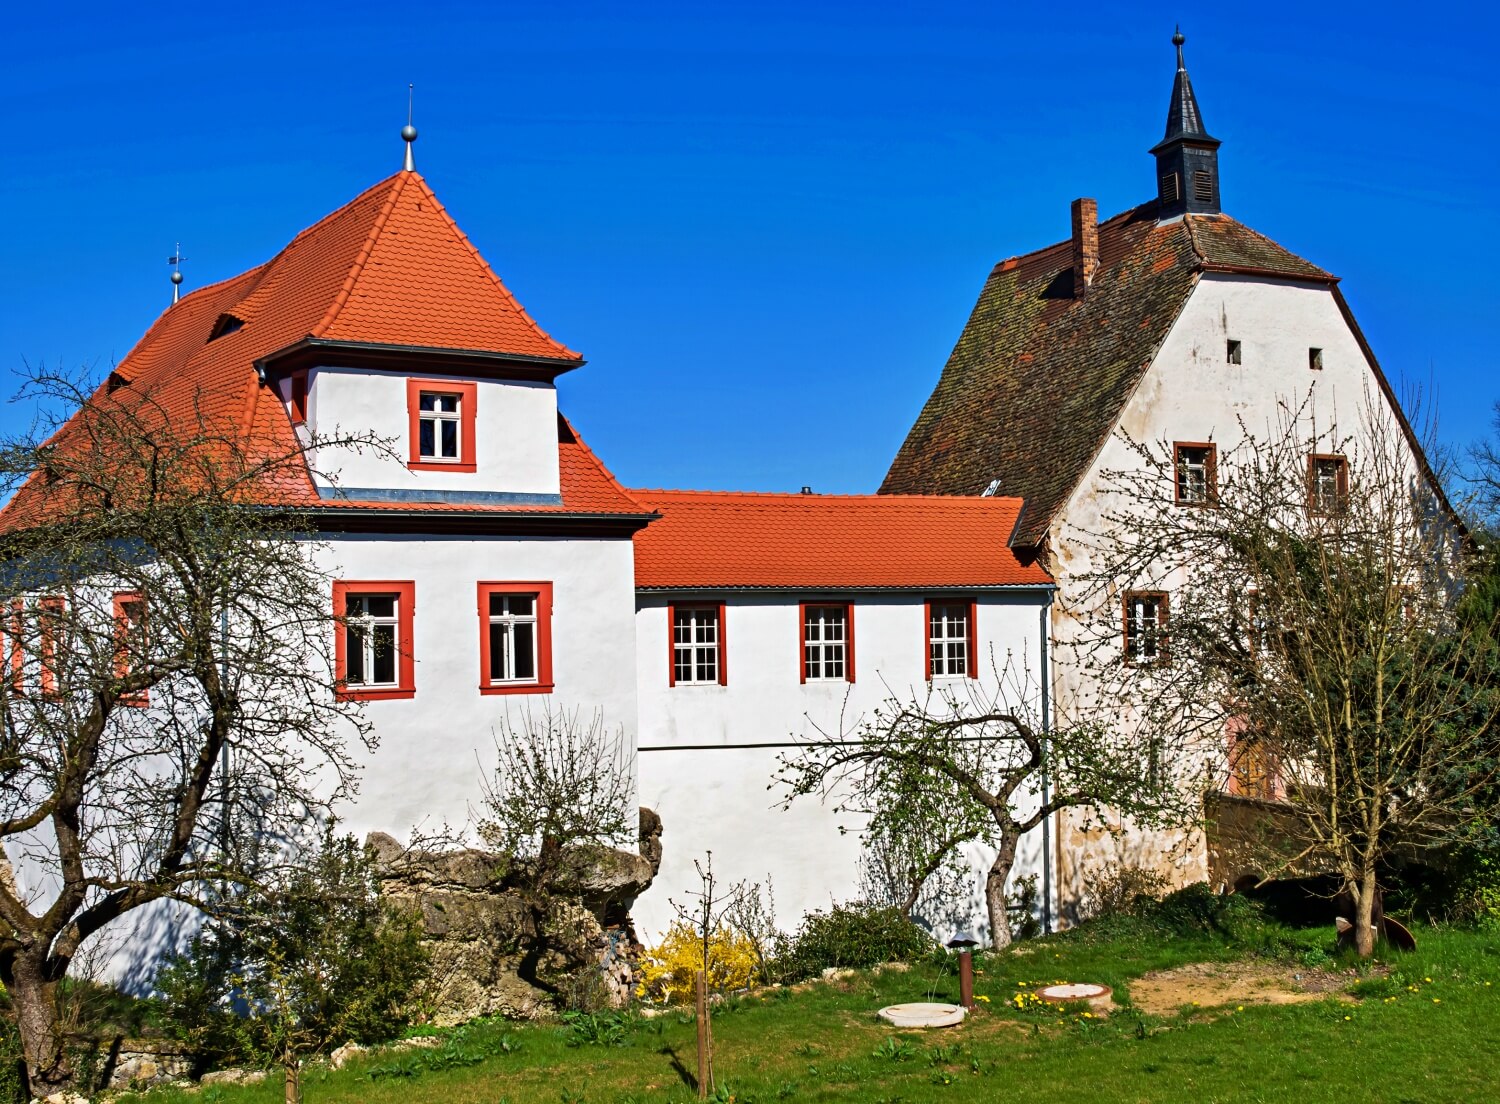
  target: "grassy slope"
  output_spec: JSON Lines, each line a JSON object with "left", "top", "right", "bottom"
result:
{"left": 124, "top": 925, "right": 1500, "bottom": 1104}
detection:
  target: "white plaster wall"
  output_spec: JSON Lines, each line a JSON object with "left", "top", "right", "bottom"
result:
{"left": 632, "top": 591, "right": 1052, "bottom": 944}
{"left": 304, "top": 368, "right": 562, "bottom": 495}
{"left": 318, "top": 533, "right": 638, "bottom": 841}
{"left": 1046, "top": 274, "right": 1431, "bottom": 906}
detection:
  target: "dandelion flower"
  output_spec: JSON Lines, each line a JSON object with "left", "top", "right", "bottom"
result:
{"left": 976, "top": 995, "right": 991, "bottom": 1004}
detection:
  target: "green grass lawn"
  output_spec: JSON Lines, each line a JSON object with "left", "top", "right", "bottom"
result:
{"left": 122, "top": 923, "right": 1500, "bottom": 1104}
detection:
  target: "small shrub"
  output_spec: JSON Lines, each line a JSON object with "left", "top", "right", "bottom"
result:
{"left": 559, "top": 1009, "right": 634, "bottom": 1047}
{"left": 1452, "top": 845, "right": 1500, "bottom": 927}
{"left": 771, "top": 903, "right": 933, "bottom": 983}
{"left": 637, "top": 923, "right": 761, "bottom": 1003}
{"left": 1079, "top": 862, "right": 1170, "bottom": 921}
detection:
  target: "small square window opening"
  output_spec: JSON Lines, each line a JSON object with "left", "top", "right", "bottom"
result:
{"left": 1226, "top": 339, "right": 1242, "bottom": 365}
{"left": 1309, "top": 347, "right": 1323, "bottom": 371}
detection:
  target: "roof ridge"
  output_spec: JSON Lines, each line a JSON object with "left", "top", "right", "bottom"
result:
{"left": 992, "top": 200, "right": 1159, "bottom": 274}
{"left": 560, "top": 415, "right": 648, "bottom": 512}
{"left": 632, "top": 487, "right": 1025, "bottom": 505}
{"left": 310, "top": 173, "right": 410, "bottom": 339}
{"left": 409, "top": 174, "right": 581, "bottom": 361}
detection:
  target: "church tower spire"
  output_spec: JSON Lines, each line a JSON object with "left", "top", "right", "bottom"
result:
{"left": 1150, "top": 28, "right": 1222, "bottom": 219}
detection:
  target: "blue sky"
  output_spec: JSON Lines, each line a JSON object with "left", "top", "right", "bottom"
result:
{"left": 3, "top": 1, "right": 1496, "bottom": 493}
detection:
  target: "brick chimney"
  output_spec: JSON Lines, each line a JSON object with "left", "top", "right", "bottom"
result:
{"left": 1071, "top": 197, "right": 1099, "bottom": 298}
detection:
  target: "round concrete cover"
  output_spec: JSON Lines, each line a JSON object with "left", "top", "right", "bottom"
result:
{"left": 877, "top": 1003, "right": 967, "bottom": 1028}
{"left": 1036, "top": 983, "right": 1113, "bottom": 1010}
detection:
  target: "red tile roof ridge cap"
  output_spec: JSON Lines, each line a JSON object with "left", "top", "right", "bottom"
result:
{"left": 407, "top": 173, "right": 583, "bottom": 362}
{"left": 310, "top": 172, "right": 410, "bottom": 339}
{"left": 559, "top": 414, "right": 648, "bottom": 512}
{"left": 630, "top": 487, "right": 1025, "bottom": 506}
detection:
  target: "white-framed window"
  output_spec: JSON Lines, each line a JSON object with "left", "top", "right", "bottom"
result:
{"left": 487, "top": 593, "right": 538, "bottom": 684}
{"left": 803, "top": 604, "right": 849, "bottom": 681}
{"left": 672, "top": 606, "right": 722, "bottom": 685}
{"left": 1308, "top": 454, "right": 1349, "bottom": 516}
{"left": 345, "top": 593, "right": 400, "bottom": 687}
{"left": 418, "top": 391, "right": 462, "bottom": 462}
{"left": 929, "top": 603, "right": 971, "bottom": 678}
{"left": 1174, "top": 443, "right": 1216, "bottom": 506}
{"left": 1123, "top": 591, "right": 1168, "bottom": 666}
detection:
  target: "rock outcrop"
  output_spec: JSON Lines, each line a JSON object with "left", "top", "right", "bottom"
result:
{"left": 368, "top": 808, "right": 662, "bottom": 1024}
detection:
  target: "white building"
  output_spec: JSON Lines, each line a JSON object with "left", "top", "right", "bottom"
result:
{"left": 0, "top": 139, "right": 1056, "bottom": 944}
{"left": 881, "top": 32, "right": 1459, "bottom": 914}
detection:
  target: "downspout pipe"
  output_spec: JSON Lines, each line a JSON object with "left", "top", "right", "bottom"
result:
{"left": 1039, "top": 598, "right": 1054, "bottom": 935}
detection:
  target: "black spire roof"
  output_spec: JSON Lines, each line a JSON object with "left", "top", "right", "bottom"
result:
{"left": 1151, "top": 28, "right": 1219, "bottom": 154}
{"left": 1150, "top": 29, "right": 1222, "bottom": 218}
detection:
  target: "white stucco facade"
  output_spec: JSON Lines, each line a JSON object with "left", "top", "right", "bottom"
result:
{"left": 1044, "top": 272, "right": 1437, "bottom": 906}
{"left": 632, "top": 591, "right": 1054, "bottom": 940}
{"left": 315, "top": 531, "right": 640, "bottom": 841}
{"left": 302, "top": 367, "right": 563, "bottom": 497}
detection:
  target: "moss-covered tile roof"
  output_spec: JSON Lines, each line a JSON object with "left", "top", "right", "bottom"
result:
{"left": 880, "top": 201, "right": 1335, "bottom": 547}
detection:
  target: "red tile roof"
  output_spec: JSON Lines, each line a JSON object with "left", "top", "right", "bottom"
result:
{"left": 1, "top": 173, "right": 643, "bottom": 530}
{"left": 631, "top": 490, "right": 1052, "bottom": 590}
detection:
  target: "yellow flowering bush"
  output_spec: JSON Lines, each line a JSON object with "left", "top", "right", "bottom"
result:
{"left": 637, "top": 923, "right": 761, "bottom": 1004}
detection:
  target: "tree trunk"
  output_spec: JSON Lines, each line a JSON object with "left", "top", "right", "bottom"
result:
{"left": 283, "top": 1053, "right": 302, "bottom": 1104}
{"left": 985, "top": 834, "right": 1020, "bottom": 951}
{"left": 9, "top": 948, "right": 71, "bottom": 1095}
{"left": 1353, "top": 867, "right": 1378, "bottom": 959}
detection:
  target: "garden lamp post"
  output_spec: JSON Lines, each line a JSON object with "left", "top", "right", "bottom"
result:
{"left": 946, "top": 932, "right": 979, "bottom": 1010}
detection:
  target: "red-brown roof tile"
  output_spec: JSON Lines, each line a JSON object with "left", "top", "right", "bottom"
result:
{"left": 631, "top": 490, "right": 1051, "bottom": 590}
{"left": 0, "top": 173, "right": 632, "bottom": 531}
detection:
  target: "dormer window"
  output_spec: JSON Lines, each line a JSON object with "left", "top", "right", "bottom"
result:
{"left": 208, "top": 314, "right": 245, "bottom": 340}
{"left": 406, "top": 379, "right": 477, "bottom": 472}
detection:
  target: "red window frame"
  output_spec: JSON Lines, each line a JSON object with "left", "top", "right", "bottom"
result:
{"left": 38, "top": 596, "right": 65, "bottom": 699}
{"left": 476, "top": 581, "right": 554, "bottom": 695}
{"left": 1122, "top": 591, "right": 1170, "bottom": 667}
{"left": 924, "top": 598, "right": 977, "bottom": 681}
{"left": 288, "top": 371, "right": 309, "bottom": 426}
{"left": 333, "top": 580, "right": 416, "bottom": 701}
{"left": 1172, "top": 442, "right": 1218, "bottom": 507}
{"left": 406, "top": 378, "right": 477, "bottom": 472}
{"left": 113, "top": 590, "right": 149, "bottom": 707}
{"left": 667, "top": 601, "right": 727, "bottom": 687}
{"left": 1307, "top": 453, "right": 1349, "bottom": 517}
{"left": 799, "top": 601, "right": 855, "bottom": 684}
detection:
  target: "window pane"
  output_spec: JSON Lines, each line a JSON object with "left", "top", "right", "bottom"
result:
{"left": 510, "top": 595, "right": 534, "bottom": 617}
{"left": 488, "top": 622, "right": 506, "bottom": 681}
{"left": 514, "top": 624, "right": 536, "bottom": 680}
{"left": 439, "top": 394, "right": 459, "bottom": 413}
{"left": 441, "top": 419, "right": 458, "bottom": 458}
{"left": 419, "top": 419, "right": 435, "bottom": 457}
{"left": 346, "top": 626, "right": 366, "bottom": 682}
{"left": 372, "top": 624, "right": 396, "bottom": 684}
{"left": 366, "top": 596, "right": 396, "bottom": 618}
{"left": 419, "top": 393, "right": 437, "bottom": 412}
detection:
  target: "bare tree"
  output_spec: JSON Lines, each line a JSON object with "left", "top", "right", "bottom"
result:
{"left": 0, "top": 368, "right": 386, "bottom": 1093}
{"left": 1071, "top": 389, "right": 1500, "bottom": 956}
{"left": 775, "top": 659, "right": 1201, "bottom": 950}
{"left": 477, "top": 705, "right": 636, "bottom": 892}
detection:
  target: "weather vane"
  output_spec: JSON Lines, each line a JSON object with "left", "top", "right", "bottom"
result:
{"left": 168, "top": 243, "right": 186, "bottom": 305}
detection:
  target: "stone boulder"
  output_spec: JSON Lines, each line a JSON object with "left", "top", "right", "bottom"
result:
{"left": 368, "top": 808, "right": 662, "bottom": 1024}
